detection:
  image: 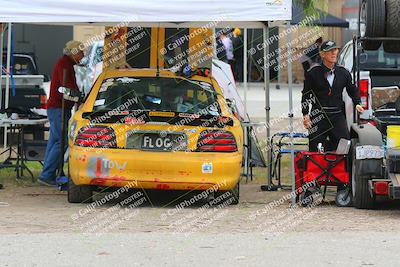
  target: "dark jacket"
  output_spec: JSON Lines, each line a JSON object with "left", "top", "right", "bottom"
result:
{"left": 301, "top": 63, "right": 361, "bottom": 116}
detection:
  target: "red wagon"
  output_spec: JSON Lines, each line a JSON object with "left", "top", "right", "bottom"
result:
{"left": 294, "top": 144, "right": 352, "bottom": 207}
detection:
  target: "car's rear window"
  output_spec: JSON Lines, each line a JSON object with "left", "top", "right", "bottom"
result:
{"left": 93, "top": 77, "right": 220, "bottom": 115}
{"left": 361, "top": 47, "right": 400, "bottom": 69}
{"left": 1, "top": 55, "right": 37, "bottom": 75}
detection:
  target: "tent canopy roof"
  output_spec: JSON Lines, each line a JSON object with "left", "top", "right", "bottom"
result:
{"left": 1, "top": 0, "right": 291, "bottom": 23}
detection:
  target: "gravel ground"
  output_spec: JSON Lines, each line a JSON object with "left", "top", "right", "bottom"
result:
{"left": 1, "top": 183, "right": 400, "bottom": 266}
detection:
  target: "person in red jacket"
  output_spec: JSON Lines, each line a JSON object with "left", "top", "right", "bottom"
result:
{"left": 39, "top": 40, "right": 84, "bottom": 186}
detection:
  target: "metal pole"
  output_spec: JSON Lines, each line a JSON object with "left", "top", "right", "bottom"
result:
{"left": 4, "top": 23, "right": 11, "bottom": 149}
{"left": 5, "top": 23, "right": 11, "bottom": 110}
{"left": 263, "top": 23, "right": 271, "bottom": 187}
{"left": 287, "top": 22, "right": 296, "bottom": 205}
{"left": 243, "top": 28, "right": 249, "bottom": 178}
{"left": 0, "top": 25, "right": 3, "bottom": 151}
{"left": 0, "top": 24, "right": 3, "bottom": 110}
{"left": 212, "top": 28, "right": 217, "bottom": 58}
{"left": 243, "top": 28, "right": 248, "bottom": 115}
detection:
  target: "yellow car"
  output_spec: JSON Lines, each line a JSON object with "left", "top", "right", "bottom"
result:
{"left": 67, "top": 69, "right": 243, "bottom": 204}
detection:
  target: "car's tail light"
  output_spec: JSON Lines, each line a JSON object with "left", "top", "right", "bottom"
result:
{"left": 373, "top": 181, "right": 388, "bottom": 196}
{"left": 40, "top": 95, "right": 47, "bottom": 109}
{"left": 74, "top": 126, "right": 117, "bottom": 148}
{"left": 359, "top": 79, "right": 369, "bottom": 109}
{"left": 197, "top": 130, "right": 237, "bottom": 152}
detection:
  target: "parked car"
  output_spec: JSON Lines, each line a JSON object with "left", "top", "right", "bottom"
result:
{"left": 337, "top": 41, "right": 400, "bottom": 129}
{"left": 336, "top": 0, "right": 400, "bottom": 209}
{"left": 1, "top": 52, "right": 48, "bottom": 141}
{"left": 66, "top": 69, "right": 243, "bottom": 204}
{"left": 1, "top": 52, "right": 48, "bottom": 115}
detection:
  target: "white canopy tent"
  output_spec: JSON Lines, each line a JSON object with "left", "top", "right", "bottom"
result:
{"left": 0, "top": 0, "right": 296, "bottom": 202}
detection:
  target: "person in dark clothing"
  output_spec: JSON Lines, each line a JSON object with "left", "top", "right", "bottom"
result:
{"left": 39, "top": 40, "right": 84, "bottom": 186}
{"left": 231, "top": 28, "right": 243, "bottom": 82}
{"left": 302, "top": 40, "right": 364, "bottom": 152}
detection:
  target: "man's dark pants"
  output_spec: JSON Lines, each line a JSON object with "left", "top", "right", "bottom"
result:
{"left": 308, "top": 110, "right": 350, "bottom": 152}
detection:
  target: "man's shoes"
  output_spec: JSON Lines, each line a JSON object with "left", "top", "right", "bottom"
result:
{"left": 56, "top": 176, "right": 69, "bottom": 185}
{"left": 37, "top": 177, "right": 57, "bottom": 187}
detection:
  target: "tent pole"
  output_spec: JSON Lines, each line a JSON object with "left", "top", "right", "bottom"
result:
{"left": 4, "top": 23, "right": 11, "bottom": 149}
{"left": 0, "top": 25, "right": 3, "bottom": 150}
{"left": 263, "top": 23, "right": 271, "bottom": 187}
{"left": 212, "top": 28, "right": 217, "bottom": 58}
{"left": 243, "top": 28, "right": 248, "bottom": 115}
{"left": 5, "top": 23, "right": 11, "bottom": 110}
{"left": 0, "top": 24, "right": 4, "bottom": 111}
{"left": 243, "top": 27, "right": 248, "bottom": 178}
{"left": 286, "top": 22, "right": 295, "bottom": 205}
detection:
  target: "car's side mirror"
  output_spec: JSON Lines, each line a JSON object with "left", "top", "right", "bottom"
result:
{"left": 58, "top": 87, "right": 83, "bottom": 103}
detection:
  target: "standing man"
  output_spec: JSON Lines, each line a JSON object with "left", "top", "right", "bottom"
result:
{"left": 39, "top": 41, "right": 84, "bottom": 186}
{"left": 231, "top": 28, "right": 243, "bottom": 82}
{"left": 302, "top": 40, "right": 364, "bottom": 152}
{"left": 219, "top": 33, "right": 235, "bottom": 72}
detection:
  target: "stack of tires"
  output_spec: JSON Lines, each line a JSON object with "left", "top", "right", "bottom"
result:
{"left": 361, "top": 0, "right": 400, "bottom": 52}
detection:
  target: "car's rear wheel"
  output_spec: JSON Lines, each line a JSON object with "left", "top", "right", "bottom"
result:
{"left": 361, "top": 0, "right": 386, "bottom": 50}
{"left": 68, "top": 166, "right": 93, "bottom": 203}
{"left": 215, "top": 182, "right": 240, "bottom": 205}
{"left": 383, "top": 0, "right": 400, "bottom": 53}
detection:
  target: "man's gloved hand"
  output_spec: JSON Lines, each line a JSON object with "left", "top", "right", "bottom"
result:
{"left": 303, "top": 115, "right": 312, "bottom": 129}
{"left": 356, "top": 104, "right": 364, "bottom": 114}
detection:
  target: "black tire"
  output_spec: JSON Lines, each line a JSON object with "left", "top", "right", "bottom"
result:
{"left": 215, "top": 182, "right": 239, "bottom": 205}
{"left": 300, "top": 187, "right": 322, "bottom": 208}
{"left": 335, "top": 187, "right": 353, "bottom": 207}
{"left": 351, "top": 140, "right": 375, "bottom": 209}
{"left": 68, "top": 176, "right": 93, "bottom": 203}
{"left": 361, "top": 0, "right": 386, "bottom": 50}
{"left": 383, "top": 0, "right": 400, "bottom": 53}
{"left": 229, "top": 182, "right": 240, "bottom": 205}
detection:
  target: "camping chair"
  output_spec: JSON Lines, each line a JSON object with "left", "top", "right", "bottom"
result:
{"left": 268, "top": 132, "right": 308, "bottom": 188}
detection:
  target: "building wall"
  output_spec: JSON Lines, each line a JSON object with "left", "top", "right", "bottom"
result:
{"left": 278, "top": 0, "right": 346, "bottom": 84}
{"left": 10, "top": 24, "right": 73, "bottom": 76}
{"left": 73, "top": 25, "right": 105, "bottom": 44}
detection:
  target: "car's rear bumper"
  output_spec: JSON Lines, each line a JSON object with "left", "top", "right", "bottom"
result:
{"left": 69, "top": 146, "right": 242, "bottom": 191}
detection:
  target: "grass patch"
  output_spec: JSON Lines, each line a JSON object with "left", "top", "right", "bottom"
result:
{"left": 242, "top": 157, "right": 294, "bottom": 186}
{"left": 0, "top": 162, "right": 44, "bottom": 188}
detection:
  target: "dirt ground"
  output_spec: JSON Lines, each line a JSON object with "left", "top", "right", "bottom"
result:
{"left": 1, "top": 117, "right": 400, "bottom": 266}
{"left": 1, "top": 181, "right": 400, "bottom": 235}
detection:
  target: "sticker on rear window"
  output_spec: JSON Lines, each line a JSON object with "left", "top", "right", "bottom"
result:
{"left": 202, "top": 162, "right": 213, "bottom": 174}
{"left": 94, "top": 99, "right": 106, "bottom": 106}
{"left": 199, "top": 82, "right": 212, "bottom": 88}
{"left": 117, "top": 77, "right": 140, "bottom": 83}
{"left": 178, "top": 113, "right": 199, "bottom": 118}
{"left": 99, "top": 86, "right": 109, "bottom": 92}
